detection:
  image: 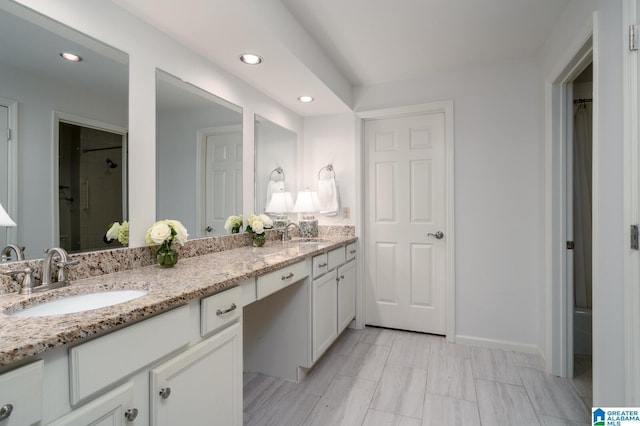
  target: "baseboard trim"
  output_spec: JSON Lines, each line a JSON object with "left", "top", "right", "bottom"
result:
{"left": 455, "top": 335, "right": 541, "bottom": 355}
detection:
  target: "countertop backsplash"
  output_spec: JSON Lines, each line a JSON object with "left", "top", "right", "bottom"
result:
{"left": 0, "top": 226, "right": 355, "bottom": 294}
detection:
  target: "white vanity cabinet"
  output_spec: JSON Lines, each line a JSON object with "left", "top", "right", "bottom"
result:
{"left": 150, "top": 322, "right": 242, "bottom": 426}
{"left": 337, "top": 259, "right": 356, "bottom": 334}
{"left": 0, "top": 360, "right": 43, "bottom": 425}
{"left": 311, "top": 243, "right": 357, "bottom": 362}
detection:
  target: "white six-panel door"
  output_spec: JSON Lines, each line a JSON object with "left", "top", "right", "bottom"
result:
{"left": 364, "top": 113, "right": 447, "bottom": 334}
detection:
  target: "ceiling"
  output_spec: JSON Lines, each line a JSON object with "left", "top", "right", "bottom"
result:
{"left": 112, "top": 0, "right": 569, "bottom": 117}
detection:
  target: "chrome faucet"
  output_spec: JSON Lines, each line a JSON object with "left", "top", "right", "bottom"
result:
{"left": 41, "top": 247, "right": 78, "bottom": 289}
{"left": 1, "top": 244, "right": 24, "bottom": 262}
{"left": 282, "top": 222, "right": 300, "bottom": 242}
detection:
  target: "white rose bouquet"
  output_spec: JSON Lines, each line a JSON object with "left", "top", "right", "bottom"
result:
{"left": 224, "top": 215, "right": 243, "bottom": 234}
{"left": 105, "top": 221, "right": 129, "bottom": 245}
{"left": 245, "top": 214, "right": 273, "bottom": 247}
{"left": 146, "top": 219, "right": 189, "bottom": 267}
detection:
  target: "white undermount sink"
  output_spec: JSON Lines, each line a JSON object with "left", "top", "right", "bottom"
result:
{"left": 6, "top": 289, "right": 148, "bottom": 318}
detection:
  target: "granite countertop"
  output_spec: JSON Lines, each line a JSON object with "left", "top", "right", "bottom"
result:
{"left": 0, "top": 236, "right": 357, "bottom": 367}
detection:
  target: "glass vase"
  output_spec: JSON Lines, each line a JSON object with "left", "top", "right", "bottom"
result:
{"left": 252, "top": 234, "right": 266, "bottom": 247}
{"left": 157, "top": 246, "right": 178, "bottom": 268}
{"left": 231, "top": 227, "right": 240, "bottom": 234}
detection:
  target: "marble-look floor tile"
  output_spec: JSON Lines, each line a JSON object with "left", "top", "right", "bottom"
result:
{"left": 302, "top": 375, "right": 377, "bottom": 426}
{"left": 244, "top": 381, "right": 319, "bottom": 426}
{"left": 361, "top": 326, "right": 398, "bottom": 346}
{"left": 471, "top": 346, "right": 522, "bottom": 385}
{"left": 243, "top": 373, "right": 287, "bottom": 416}
{"left": 339, "top": 342, "right": 390, "bottom": 382}
{"left": 518, "top": 366, "right": 589, "bottom": 423}
{"left": 370, "top": 364, "right": 427, "bottom": 419}
{"left": 539, "top": 415, "right": 590, "bottom": 425}
{"left": 330, "top": 327, "right": 363, "bottom": 357}
{"left": 429, "top": 336, "right": 471, "bottom": 358}
{"left": 298, "top": 350, "right": 347, "bottom": 397}
{"left": 476, "top": 380, "right": 540, "bottom": 425}
{"left": 422, "top": 393, "right": 480, "bottom": 426}
{"left": 426, "top": 354, "right": 476, "bottom": 401}
{"left": 363, "top": 409, "right": 421, "bottom": 426}
{"left": 387, "top": 331, "right": 432, "bottom": 370}
{"left": 510, "top": 350, "right": 545, "bottom": 370}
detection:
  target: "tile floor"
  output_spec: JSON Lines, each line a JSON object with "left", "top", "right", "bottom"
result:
{"left": 243, "top": 327, "right": 591, "bottom": 425}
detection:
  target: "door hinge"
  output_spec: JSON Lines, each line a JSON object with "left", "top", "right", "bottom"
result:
{"left": 630, "top": 25, "right": 639, "bottom": 52}
{"left": 566, "top": 241, "right": 574, "bottom": 250}
{"left": 631, "top": 225, "right": 639, "bottom": 250}
{"left": 6, "top": 128, "right": 10, "bottom": 141}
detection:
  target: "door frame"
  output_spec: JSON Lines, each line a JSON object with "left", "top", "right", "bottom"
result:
{"left": 357, "top": 100, "right": 455, "bottom": 341}
{"left": 196, "top": 124, "right": 242, "bottom": 236}
{"left": 544, "top": 16, "right": 594, "bottom": 378}
{"left": 623, "top": 0, "right": 640, "bottom": 405}
{"left": 0, "top": 97, "right": 18, "bottom": 247}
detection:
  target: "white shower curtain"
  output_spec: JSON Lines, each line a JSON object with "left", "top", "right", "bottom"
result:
{"left": 573, "top": 102, "right": 592, "bottom": 310}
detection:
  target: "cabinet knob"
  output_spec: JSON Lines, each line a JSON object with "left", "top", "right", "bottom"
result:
{"left": 0, "top": 404, "right": 13, "bottom": 421}
{"left": 159, "top": 387, "right": 172, "bottom": 399}
{"left": 124, "top": 408, "right": 139, "bottom": 421}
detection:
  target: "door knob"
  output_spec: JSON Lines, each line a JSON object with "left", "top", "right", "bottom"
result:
{"left": 428, "top": 231, "right": 444, "bottom": 239}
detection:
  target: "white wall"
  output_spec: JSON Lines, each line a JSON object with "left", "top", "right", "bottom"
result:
{"left": 539, "top": 0, "right": 624, "bottom": 406}
{"left": 301, "top": 113, "right": 357, "bottom": 226}
{"left": 353, "top": 57, "right": 543, "bottom": 348}
{"left": 15, "top": 0, "right": 303, "bottom": 246}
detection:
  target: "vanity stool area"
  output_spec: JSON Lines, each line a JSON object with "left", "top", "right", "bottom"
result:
{"left": 0, "top": 236, "right": 357, "bottom": 425}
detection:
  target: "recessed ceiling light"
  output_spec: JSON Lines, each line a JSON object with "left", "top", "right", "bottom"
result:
{"left": 60, "top": 52, "right": 82, "bottom": 62}
{"left": 239, "top": 53, "right": 262, "bottom": 65}
{"left": 298, "top": 96, "right": 314, "bottom": 103}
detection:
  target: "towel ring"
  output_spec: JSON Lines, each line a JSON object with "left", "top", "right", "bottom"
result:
{"left": 270, "top": 166, "right": 285, "bottom": 181}
{"left": 317, "top": 164, "right": 336, "bottom": 180}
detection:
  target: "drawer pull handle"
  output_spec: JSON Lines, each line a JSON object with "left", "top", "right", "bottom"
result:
{"left": 0, "top": 404, "right": 13, "bottom": 421}
{"left": 349, "top": 250, "right": 356, "bottom": 254}
{"left": 282, "top": 272, "right": 294, "bottom": 280}
{"left": 216, "top": 303, "right": 237, "bottom": 316}
{"left": 159, "top": 387, "right": 172, "bottom": 399}
{"left": 124, "top": 408, "right": 139, "bottom": 421}
{"left": 318, "top": 262, "right": 328, "bottom": 268}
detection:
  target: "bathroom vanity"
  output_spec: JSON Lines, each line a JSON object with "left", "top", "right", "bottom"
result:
{"left": 0, "top": 236, "right": 357, "bottom": 425}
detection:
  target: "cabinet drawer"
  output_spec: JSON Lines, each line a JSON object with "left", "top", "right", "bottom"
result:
{"left": 257, "top": 261, "right": 308, "bottom": 299}
{"left": 312, "top": 253, "right": 328, "bottom": 278}
{"left": 328, "top": 246, "right": 346, "bottom": 270}
{"left": 346, "top": 242, "right": 357, "bottom": 261}
{"left": 70, "top": 305, "right": 190, "bottom": 405}
{"left": 0, "top": 360, "right": 43, "bottom": 425}
{"left": 201, "top": 285, "right": 241, "bottom": 336}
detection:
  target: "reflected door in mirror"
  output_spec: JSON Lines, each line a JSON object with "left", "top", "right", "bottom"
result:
{"left": 204, "top": 128, "right": 242, "bottom": 235}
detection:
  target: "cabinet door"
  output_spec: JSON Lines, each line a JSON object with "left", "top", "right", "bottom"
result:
{"left": 150, "top": 322, "right": 242, "bottom": 426}
{"left": 0, "top": 360, "right": 43, "bottom": 426}
{"left": 48, "top": 382, "right": 135, "bottom": 426}
{"left": 338, "top": 260, "right": 356, "bottom": 333}
{"left": 312, "top": 271, "right": 338, "bottom": 362}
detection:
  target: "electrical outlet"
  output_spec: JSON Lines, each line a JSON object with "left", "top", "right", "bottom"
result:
{"left": 343, "top": 207, "right": 350, "bottom": 219}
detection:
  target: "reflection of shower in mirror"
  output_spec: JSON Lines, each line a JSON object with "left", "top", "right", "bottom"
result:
{"left": 106, "top": 158, "right": 118, "bottom": 169}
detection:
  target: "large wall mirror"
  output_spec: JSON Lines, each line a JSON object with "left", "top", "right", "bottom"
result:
{"left": 156, "top": 70, "right": 243, "bottom": 238}
{"left": 0, "top": 2, "right": 129, "bottom": 261}
{"left": 254, "top": 116, "right": 297, "bottom": 215}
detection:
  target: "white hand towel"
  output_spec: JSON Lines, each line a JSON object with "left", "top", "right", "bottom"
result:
{"left": 318, "top": 177, "right": 339, "bottom": 216}
{"left": 266, "top": 180, "right": 285, "bottom": 210}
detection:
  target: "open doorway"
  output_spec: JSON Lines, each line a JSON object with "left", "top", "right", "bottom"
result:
{"left": 58, "top": 120, "right": 127, "bottom": 253}
{"left": 568, "top": 63, "right": 593, "bottom": 403}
